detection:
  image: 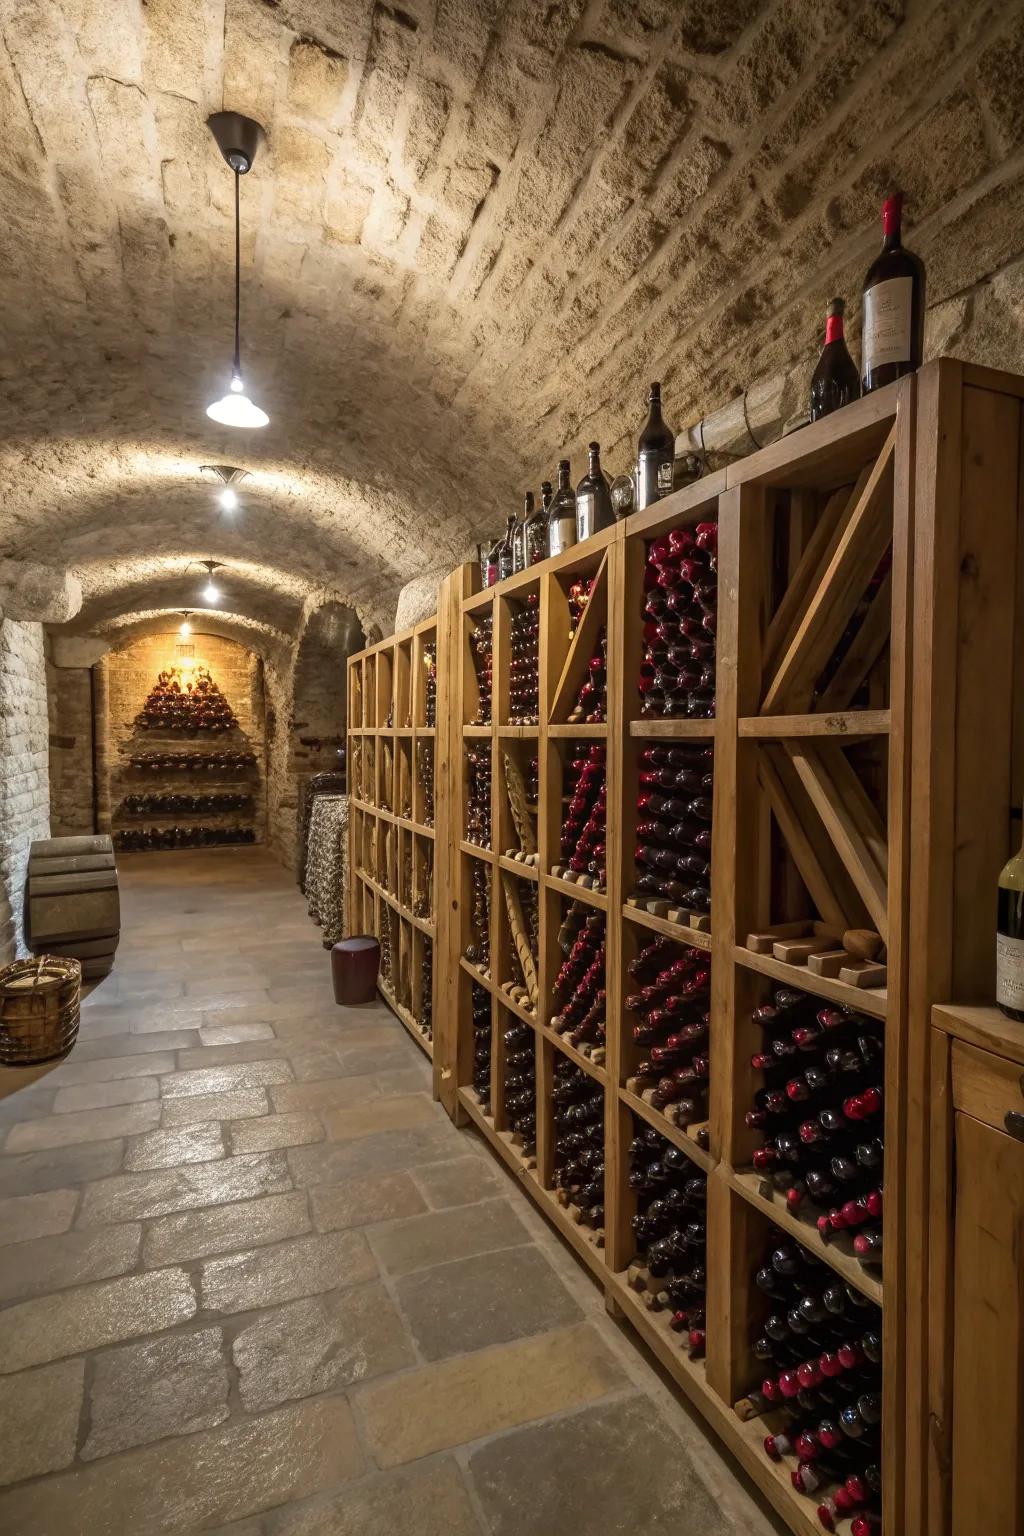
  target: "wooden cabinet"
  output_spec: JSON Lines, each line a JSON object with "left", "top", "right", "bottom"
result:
{"left": 950, "top": 1104, "right": 1024, "bottom": 1534}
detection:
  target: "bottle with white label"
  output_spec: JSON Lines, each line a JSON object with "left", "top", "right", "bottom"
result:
{"left": 546, "top": 460, "right": 577, "bottom": 557}
{"left": 997, "top": 821, "right": 1024, "bottom": 1021}
{"left": 861, "top": 190, "right": 925, "bottom": 394}
{"left": 636, "top": 382, "right": 675, "bottom": 510}
{"left": 575, "top": 442, "right": 614, "bottom": 542}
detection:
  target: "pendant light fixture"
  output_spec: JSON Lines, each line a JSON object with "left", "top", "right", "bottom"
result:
{"left": 200, "top": 464, "right": 248, "bottom": 512}
{"left": 198, "top": 560, "right": 226, "bottom": 605}
{"left": 205, "top": 112, "right": 269, "bottom": 429}
{"left": 178, "top": 610, "right": 193, "bottom": 637}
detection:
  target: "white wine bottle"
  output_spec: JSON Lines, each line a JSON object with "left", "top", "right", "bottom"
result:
{"left": 997, "top": 820, "right": 1024, "bottom": 1021}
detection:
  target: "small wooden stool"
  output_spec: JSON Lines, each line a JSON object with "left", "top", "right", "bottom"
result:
{"left": 331, "top": 936, "right": 380, "bottom": 1005}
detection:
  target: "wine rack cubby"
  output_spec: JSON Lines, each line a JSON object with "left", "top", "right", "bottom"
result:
{"left": 348, "top": 358, "right": 1024, "bottom": 1536}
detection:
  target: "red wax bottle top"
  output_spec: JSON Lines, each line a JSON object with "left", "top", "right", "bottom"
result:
{"left": 882, "top": 189, "right": 904, "bottom": 236}
{"left": 816, "top": 1498, "right": 838, "bottom": 1531}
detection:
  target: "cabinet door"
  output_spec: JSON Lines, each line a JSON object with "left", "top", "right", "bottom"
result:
{"left": 952, "top": 1110, "right": 1024, "bottom": 1534}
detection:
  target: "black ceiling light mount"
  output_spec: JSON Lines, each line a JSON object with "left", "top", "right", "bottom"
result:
{"left": 205, "top": 112, "right": 269, "bottom": 429}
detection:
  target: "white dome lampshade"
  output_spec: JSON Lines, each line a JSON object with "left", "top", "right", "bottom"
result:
{"left": 206, "top": 374, "right": 269, "bottom": 430}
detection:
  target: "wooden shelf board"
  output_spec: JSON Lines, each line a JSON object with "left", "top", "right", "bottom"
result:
{"left": 498, "top": 854, "right": 540, "bottom": 881}
{"left": 619, "top": 1087, "right": 715, "bottom": 1173}
{"left": 462, "top": 723, "right": 492, "bottom": 737}
{"left": 931, "top": 1001, "right": 1024, "bottom": 1066}
{"left": 542, "top": 872, "right": 609, "bottom": 910}
{"left": 460, "top": 840, "right": 495, "bottom": 863}
{"left": 725, "top": 380, "right": 900, "bottom": 492}
{"left": 622, "top": 901, "right": 712, "bottom": 952}
{"left": 458, "top": 1088, "right": 608, "bottom": 1281}
{"left": 497, "top": 724, "right": 540, "bottom": 738}
{"left": 547, "top": 722, "right": 608, "bottom": 737}
{"left": 495, "top": 985, "right": 539, "bottom": 1028}
{"left": 623, "top": 469, "right": 729, "bottom": 541}
{"left": 606, "top": 1273, "right": 832, "bottom": 1536}
{"left": 407, "top": 820, "right": 435, "bottom": 839}
{"left": 460, "top": 529, "right": 618, "bottom": 615}
{"left": 629, "top": 718, "right": 717, "bottom": 739}
{"left": 740, "top": 710, "right": 891, "bottom": 738}
{"left": 730, "top": 1168, "right": 883, "bottom": 1306}
{"left": 734, "top": 944, "right": 888, "bottom": 1020}
{"left": 458, "top": 956, "right": 493, "bottom": 992}
{"left": 416, "top": 725, "right": 437, "bottom": 737}
{"left": 378, "top": 978, "right": 433, "bottom": 1060}
{"left": 539, "top": 1022, "right": 608, "bottom": 1085}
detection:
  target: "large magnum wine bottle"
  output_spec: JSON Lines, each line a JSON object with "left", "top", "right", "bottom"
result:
{"left": 547, "top": 459, "right": 577, "bottom": 556}
{"left": 576, "top": 442, "right": 614, "bottom": 542}
{"left": 997, "top": 820, "right": 1024, "bottom": 1020}
{"left": 637, "top": 382, "right": 675, "bottom": 510}
{"left": 861, "top": 191, "right": 925, "bottom": 393}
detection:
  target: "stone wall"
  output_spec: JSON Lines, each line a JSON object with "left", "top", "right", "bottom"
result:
{"left": 102, "top": 633, "right": 267, "bottom": 848}
{"left": 0, "top": 620, "right": 50, "bottom": 964}
{"left": 47, "top": 663, "right": 95, "bottom": 837}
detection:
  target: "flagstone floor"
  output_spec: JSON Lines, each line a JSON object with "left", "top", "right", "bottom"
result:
{"left": 0, "top": 847, "right": 781, "bottom": 1536}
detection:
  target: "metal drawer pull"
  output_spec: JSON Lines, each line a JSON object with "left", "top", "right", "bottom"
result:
{"left": 1004, "top": 1111, "right": 1024, "bottom": 1141}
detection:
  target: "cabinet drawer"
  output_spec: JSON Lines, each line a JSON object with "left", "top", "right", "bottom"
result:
{"left": 951, "top": 1039, "right": 1024, "bottom": 1139}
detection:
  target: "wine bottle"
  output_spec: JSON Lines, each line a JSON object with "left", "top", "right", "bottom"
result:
{"left": 525, "top": 484, "right": 550, "bottom": 565}
{"left": 861, "top": 190, "right": 925, "bottom": 393}
{"left": 810, "top": 298, "right": 861, "bottom": 421}
{"left": 547, "top": 459, "right": 577, "bottom": 556}
{"left": 576, "top": 442, "right": 614, "bottom": 541}
{"left": 997, "top": 818, "right": 1024, "bottom": 1020}
{"left": 513, "top": 493, "right": 534, "bottom": 572}
{"left": 496, "top": 513, "right": 517, "bottom": 582}
{"left": 637, "top": 382, "right": 675, "bottom": 510}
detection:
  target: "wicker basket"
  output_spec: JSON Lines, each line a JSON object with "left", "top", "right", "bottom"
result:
{"left": 0, "top": 956, "right": 82, "bottom": 1067}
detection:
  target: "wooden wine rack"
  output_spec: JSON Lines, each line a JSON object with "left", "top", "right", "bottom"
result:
{"left": 347, "top": 358, "right": 1024, "bottom": 1536}
{"left": 346, "top": 613, "right": 438, "bottom": 1056}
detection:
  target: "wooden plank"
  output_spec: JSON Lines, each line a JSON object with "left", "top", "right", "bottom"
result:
{"left": 783, "top": 741, "right": 888, "bottom": 940}
{"left": 757, "top": 748, "right": 859, "bottom": 932}
{"left": 739, "top": 709, "right": 890, "bottom": 737}
{"left": 726, "top": 380, "right": 900, "bottom": 491}
{"left": 706, "top": 1166, "right": 764, "bottom": 1403}
{"left": 762, "top": 481, "right": 856, "bottom": 680}
{"left": 548, "top": 552, "right": 608, "bottom": 723}
{"left": 735, "top": 943, "right": 887, "bottom": 1019}
{"left": 763, "top": 426, "right": 896, "bottom": 713}
{"left": 816, "top": 568, "right": 893, "bottom": 712}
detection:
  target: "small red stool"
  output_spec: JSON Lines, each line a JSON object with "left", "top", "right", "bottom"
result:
{"left": 331, "top": 936, "right": 380, "bottom": 1005}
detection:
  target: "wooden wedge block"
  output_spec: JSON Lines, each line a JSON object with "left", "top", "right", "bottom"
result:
{"left": 839, "top": 960, "right": 888, "bottom": 989}
{"left": 843, "top": 927, "right": 886, "bottom": 961}
{"left": 773, "top": 938, "right": 825, "bottom": 964}
{"left": 746, "top": 922, "right": 812, "bottom": 952}
{"left": 807, "top": 949, "right": 850, "bottom": 977}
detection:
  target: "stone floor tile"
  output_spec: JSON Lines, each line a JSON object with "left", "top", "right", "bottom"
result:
{"left": 412, "top": 1157, "right": 500, "bottom": 1209}
{"left": 270, "top": 1077, "right": 366, "bottom": 1114}
{"left": 229, "top": 1111, "right": 323, "bottom": 1154}
{"left": 265, "top": 1458, "right": 480, "bottom": 1536}
{"left": 466, "top": 1395, "right": 732, "bottom": 1536}
{"left": 161, "top": 1086, "right": 270, "bottom": 1127}
{"left": 82, "top": 1327, "right": 230, "bottom": 1461}
{"left": 199, "top": 1020, "right": 277, "bottom": 1047}
{"left": 372, "top": 1065, "right": 433, "bottom": 1097}
{"left": 46, "top": 1051, "right": 178, "bottom": 1086}
{"left": 232, "top": 1281, "right": 414, "bottom": 1410}
{"left": 143, "top": 1191, "right": 312, "bottom": 1267}
{"left": 77, "top": 1150, "right": 291, "bottom": 1226}
{"left": 0, "top": 1267, "right": 196, "bottom": 1373}
{"left": 65, "top": 1031, "right": 201, "bottom": 1062}
{"left": 359, "top": 1322, "right": 626, "bottom": 1467}
{"left": 201, "top": 1229, "right": 376, "bottom": 1313}
{"left": 124, "top": 1122, "right": 225, "bottom": 1171}
{"left": 288, "top": 1049, "right": 349, "bottom": 1082}
{"left": 0, "top": 1222, "right": 141, "bottom": 1303}
{"left": 322, "top": 1095, "right": 443, "bottom": 1142}
{"left": 0, "top": 1084, "right": 57, "bottom": 1123}
{"left": 0, "top": 1359, "right": 85, "bottom": 1487}
{"left": 160, "top": 1061, "right": 294, "bottom": 1098}
{"left": 287, "top": 1125, "right": 459, "bottom": 1188}
{"left": 0, "top": 1139, "right": 125, "bottom": 1198}
{"left": 310, "top": 1170, "right": 426, "bottom": 1231}
{"left": 52, "top": 1076, "right": 160, "bottom": 1114}
{"left": 394, "top": 1246, "right": 582, "bottom": 1361}
{"left": 0, "top": 1396, "right": 363, "bottom": 1535}
{"left": 186, "top": 969, "right": 265, "bottom": 997}
{"left": 368, "top": 1198, "right": 529, "bottom": 1277}
{"left": 176, "top": 1040, "right": 291, "bottom": 1071}
{"left": 0, "top": 1187, "right": 77, "bottom": 1245}
{"left": 3, "top": 1100, "right": 161, "bottom": 1154}
{"left": 336, "top": 1043, "right": 424, "bottom": 1077}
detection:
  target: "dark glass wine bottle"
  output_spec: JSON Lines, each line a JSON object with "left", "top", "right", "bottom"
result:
{"left": 576, "top": 442, "right": 615, "bottom": 542}
{"left": 496, "top": 512, "right": 517, "bottom": 581}
{"left": 861, "top": 190, "right": 925, "bottom": 393}
{"left": 810, "top": 298, "right": 861, "bottom": 421}
{"left": 547, "top": 459, "right": 577, "bottom": 556}
{"left": 513, "top": 492, "right": 533, "bottom": 572}
{"left": 524, "top": 484, "right": 550, "bottom": 565}
{"left": 637, "top": 382, "right": 675, "bottom": 510}
{"left": 997, "top": 821, "right": 1024, "bottom": 1020}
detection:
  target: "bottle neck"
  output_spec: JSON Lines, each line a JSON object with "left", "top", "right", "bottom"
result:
{"left": 824, "top": 313, "right": 845, "bottom": 345}
{"left": 558, "top": 467, "right": 571, "bottom": 491}
{"left": 588, "top": 450, "right": 601, "bottom": 474}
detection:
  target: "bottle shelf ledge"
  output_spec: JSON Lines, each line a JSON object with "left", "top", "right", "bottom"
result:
{"left": 629, "top": 719, "right": 717, "bottom": 739}
{"left": 539, "top": 1021, "right": 608, "bottom": 1085}
{"left": 619, "top": 1086, "right": 715, "bottom": 1174}
{"left": 739, "top": 710, "right": 891, "bottom": 738}
{"left": 729, "top": 1167, "right": 883, "bottom": 1306}
{"left": 734, "top": 945, "right": 888, "bottom": 1020}
{"left": 623, "top": 901, "right": 712, "bottom": 951}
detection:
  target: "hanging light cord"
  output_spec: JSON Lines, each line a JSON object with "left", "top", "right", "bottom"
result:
{"left": 233, "top": 169, "right": 241, "bottom": 380}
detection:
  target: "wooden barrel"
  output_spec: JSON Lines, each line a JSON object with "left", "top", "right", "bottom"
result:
{"left": 25, "top": 835, "right": 120, "bottom": 978}
{"left": 0, "top": 956, "right": 81, "bottom": 1066}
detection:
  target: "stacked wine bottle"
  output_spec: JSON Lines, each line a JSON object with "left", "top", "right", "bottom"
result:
{"left": 550, "top": 901, "right": 606, "bottom": 1065}
{"left": 134, "top": 666, "right": 238, "bottom": 732}
{"left": 625, "top": 937, "right": 710, "bottom": 1144}
{"left": 745, "top": 1241, "right": 883, "bottom": 1532}
{"left": 747, "top": 987, "right": 884, "bottom": 1268}
{"left": 503, "top": 879, "right": 538, "bottom": 1005}
{"left": 117, "top": 825, "right": 256, "bottom": 852}
{"left": 127, "top": 749, "right": 256, "bottom": 774}
{"left": 567, "top": 576, "right": 594, "bottom": 633}
{"left": 638, "top": 523, "right": 717, "bottom": 719}
{"left": 508, "top": 596, "right": 539, "bottom": 724}
{"left": 553, "top": 1059, "right": 604, "bottom": 1236}
{"left": 465, "top": 746, "right": 491, "bottom": 848}
{"left": 120, "top": 792, "right": 253, "bottom": 816}
{"left": 464, "top": 863, "right": 490, "bottom": 972}
{"left": 555, "top": 743, "right": 606, "bottom": 890}
{"left": 504, "top": 1021, "right": 536, "bottom": 1156}
{"left": 633, "top": 741, "right": 713, "bottom": 921}
{"left": 629, "top": 1123, "right": 707, "bottom": 1358}
{"left": 568, "top": 632, "right": 607, "bottom": 724}
{"left": 416, "top": 740, "right": 434, "bottom": 825}
{"left": 470, "top": 615, "right": 493, "bottom": 724}
{"left": 423, "top": 645, "right": 437, "bottom": 726}
{"left": 418, "top": 939, "right": 433, "bottom": 1042}
{"left": 471, "top": 982, "right": 491, "bottom": 1105}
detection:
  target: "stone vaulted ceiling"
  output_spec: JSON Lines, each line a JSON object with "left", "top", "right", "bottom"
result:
{"left": 0, "top": 0, "right": 1021, "bottom": 647}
